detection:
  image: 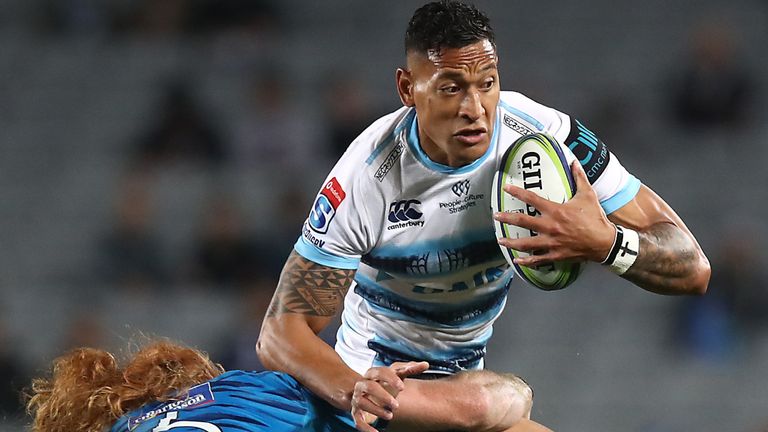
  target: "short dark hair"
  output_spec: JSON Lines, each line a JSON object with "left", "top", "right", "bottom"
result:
{"left": 405, "top": 1, "right": 495, "bottom": 55}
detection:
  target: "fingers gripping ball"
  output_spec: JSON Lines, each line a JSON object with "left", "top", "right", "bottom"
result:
{"left": 491, "top": 133, "right": 583, "bottom": 290}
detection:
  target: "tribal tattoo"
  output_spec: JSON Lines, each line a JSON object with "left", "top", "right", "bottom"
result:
{"left": 622, "top": 222, "right": 700, "bottom": 294}
{"left": 267, "top": 251, "right": 355, "bottom": 317}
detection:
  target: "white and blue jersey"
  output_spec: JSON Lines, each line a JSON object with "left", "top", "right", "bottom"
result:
{"left": 296, "top": 91, "right": 641, "bottom": 375}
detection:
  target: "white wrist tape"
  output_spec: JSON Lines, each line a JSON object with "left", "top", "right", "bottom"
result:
{"left": 601, "top": 225, "right": 640, "bottom": 275}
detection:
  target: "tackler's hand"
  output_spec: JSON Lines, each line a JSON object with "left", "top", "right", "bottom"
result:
{"left": 493, "top": 161, "right": 616, "bottom": 267}
{"left": 351, "top": 361, "right": 429, "bottom": 432}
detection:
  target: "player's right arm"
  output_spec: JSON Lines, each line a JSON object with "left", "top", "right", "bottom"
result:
{"left": 257, "top": 251, "right": 400, "bottom": 415}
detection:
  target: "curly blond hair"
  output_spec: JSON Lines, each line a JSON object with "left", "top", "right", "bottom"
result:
{"left": 26, "top": 341, "right": 224, "bottom": 432}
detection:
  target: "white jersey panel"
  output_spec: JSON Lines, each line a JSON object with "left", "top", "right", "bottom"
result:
{"left": 297, "top": 109, "right": 410, "bottom": 268}
{"left": 295, "top": 91, "right": 641, "bottom": 374}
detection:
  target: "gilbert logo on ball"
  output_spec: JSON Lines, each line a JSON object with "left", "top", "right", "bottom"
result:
{"left": 491, "top": 133, "right": 583, "bottom": 290}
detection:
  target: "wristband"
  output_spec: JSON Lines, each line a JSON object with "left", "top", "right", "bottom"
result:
{"left": 601, "top": 225, "right": 640, "bottom": 275}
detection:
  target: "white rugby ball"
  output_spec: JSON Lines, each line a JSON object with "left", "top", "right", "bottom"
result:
{"left": 491, "top": 133, "right": 582, "bottom": 291}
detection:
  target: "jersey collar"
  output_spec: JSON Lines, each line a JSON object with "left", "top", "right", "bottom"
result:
{"left": 406, "top": 107, "right": 500, "bottom": 174}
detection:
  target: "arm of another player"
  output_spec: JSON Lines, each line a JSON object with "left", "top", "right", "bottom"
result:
{"left": 351, "top": 363, "right": 551, "bottom": 432}
{"left": 256, "top": 250, "right": 402, "bottom": 415}
{"left": 386, "top": 368, "right": 553, "bottom": 432}
{"left": 495, "top": 161, "right": 710, "bottom": 295}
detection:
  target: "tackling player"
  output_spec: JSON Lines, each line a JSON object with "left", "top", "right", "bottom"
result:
{"left": 26, "top": 340, "right": 547, "bottom": 432}
{"left": 257, "top": 0, "right": 711, "bottom": 428}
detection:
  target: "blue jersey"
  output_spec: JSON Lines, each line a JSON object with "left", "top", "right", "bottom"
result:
{"left": 111, "top": 371, "right": 317, "bottom": 432}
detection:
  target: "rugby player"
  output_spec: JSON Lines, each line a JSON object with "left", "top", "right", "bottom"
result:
{"left": 258, "top": 0, "right": 711, "bottom": 429}
{"left": 26, "top": 340, "right": 546, "bottom": 432}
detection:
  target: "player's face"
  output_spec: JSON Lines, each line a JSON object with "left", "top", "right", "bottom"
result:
{"left": 397, "top": 40, "right": 500, "bottom": 168}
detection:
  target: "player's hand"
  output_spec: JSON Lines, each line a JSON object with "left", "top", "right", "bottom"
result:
{"left": 493, "top": 161, "right": 616, "bottom": 267}
{"left": 351, "top": 361, "right": 429, "bottom": 432}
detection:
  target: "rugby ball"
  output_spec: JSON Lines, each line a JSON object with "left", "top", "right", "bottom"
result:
{"left": 491, "top": 133, "right": 582, "bottom": 291}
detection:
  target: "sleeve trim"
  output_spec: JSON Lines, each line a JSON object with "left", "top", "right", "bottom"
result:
{"left": 294, "top": 237, "right": 361, "bottom": 270}
{"left": 600, "top": 175, "right": 642, "bottom": 215}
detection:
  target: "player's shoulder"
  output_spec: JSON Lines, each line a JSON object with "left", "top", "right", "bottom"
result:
{"left": 499, "top": 91, "right": 557, "bottom": 115}
{"left": 330, "top": 106, "right": 413, "bottom": 186}
{"left": 499, "top": 90, "right": 542, "bottom": 107}
{"left": 212, "top": 369, "right": 298, "bottom": 386}
{"left": 342, "top": 106, "right": 411, "bottom": 162}
{"left": 497, "top": 91, "right": 569, "bottom": 136}
{"left": 186, "top": 371, "right": 308, "bottom": 420}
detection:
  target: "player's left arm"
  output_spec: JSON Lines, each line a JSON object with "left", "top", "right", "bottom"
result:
{"left": 605, "top": 183, "right": 711, "bottom": 295}
{"left": 496, "top": 161, "right": 711, "bottom": 295}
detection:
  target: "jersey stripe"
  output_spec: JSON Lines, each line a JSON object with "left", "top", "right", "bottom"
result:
{"left": 354, "top": 274, "right": 510, "bottom": 327}
{"left": 600, "top": 175, "right": 641, "bottom": 214}
{"left": 294, "top": 236, "right": 360, "bottom": 269}
{"left": 365, "top": 110, "right": 414, "bottom": 165}
{"left": 498, "top": 99, "right": 545, "bottom": 131}
{"left": 367, "top": 337, "right": 487, "bottom": 373}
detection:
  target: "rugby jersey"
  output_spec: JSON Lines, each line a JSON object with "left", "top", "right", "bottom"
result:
{"left": 295, "top": 91, "right": 641, "bottom": 374}
{"left": 111, "top": 371, "right": 312, "bottom": 432}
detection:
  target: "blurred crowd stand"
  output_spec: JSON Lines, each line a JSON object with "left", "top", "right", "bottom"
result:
{"left": 95, "top": 174, "right": 170, "bottom": 292}
{"left": 674, "top": 233, "right": 768, "bottom": 364}
{"left": 0, "top": 317, "right": 26, "bottom": 421}
{"left": 667, "top": 19, "right": 756, "bottom": 131}
{"left": 1, "top": 0, "right": 768, "bottom": 431}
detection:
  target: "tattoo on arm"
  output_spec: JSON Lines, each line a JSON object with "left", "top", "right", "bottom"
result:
{"left": 622, "top": 222, "right": 699, "bottom": 294}
{"left": 267, "top": 251, "right": 355, "bottom": 317}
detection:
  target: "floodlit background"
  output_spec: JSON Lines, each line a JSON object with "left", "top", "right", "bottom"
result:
{"left": 2, "top": 0, "right": 767, "bottom": 430}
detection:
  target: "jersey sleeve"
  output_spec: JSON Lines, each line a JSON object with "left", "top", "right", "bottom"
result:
{"left": 294, "top": 139, "right": 379, "bottom": 270}
{"left": 551, "top": 116, "right": 641, "bottom": 214}
{"left": 507, "top": 93, "right": 641, "bottom": 215}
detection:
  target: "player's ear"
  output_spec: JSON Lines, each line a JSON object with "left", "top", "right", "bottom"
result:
{"left": 396, "top": 68, "right": 415, "bottom": 107}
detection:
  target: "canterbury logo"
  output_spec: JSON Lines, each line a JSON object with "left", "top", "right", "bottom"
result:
{"left": 452, "top": 179, "right": 470, "bottom": 196}
{"left": 388, "top": 200, "right": 423, "bottom": 223}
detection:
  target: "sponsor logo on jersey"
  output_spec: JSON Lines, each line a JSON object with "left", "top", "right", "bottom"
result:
{"left": 374, "top": 142, "right": 404, "bottom": 182}
{"left": 565, "top": 119, "right": 609, "bottom": 183}
{"left": 128, "top": 382, "right": 214, "bottom": 430}
{"left": 451, "top": 179, "right": 470, "bottom": 196}
{"left": 412, "top": 264, "right": 507, "bottom": 294}
{"left": 302, "top": 222, "right": 326, "bottom": 248}
{"left": 309, "top": 177, "right": 346, "bottom": 233}
{"left": 440, "top": 180, "right": 484, "bottom": 215}
{"left": 503, "top": 114, "right": 534, "bottom": 136}
{"left": 387, "top": 199, "right": 424, "bottom": 230}
{"left": 375, "top": 270, "right": 395, "bottom": 281}
{"left": 363, "top": 238, "right": 502, "bottom": 276}
{"left": 322, "top": 177, "right": 346, "bottom": 207}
